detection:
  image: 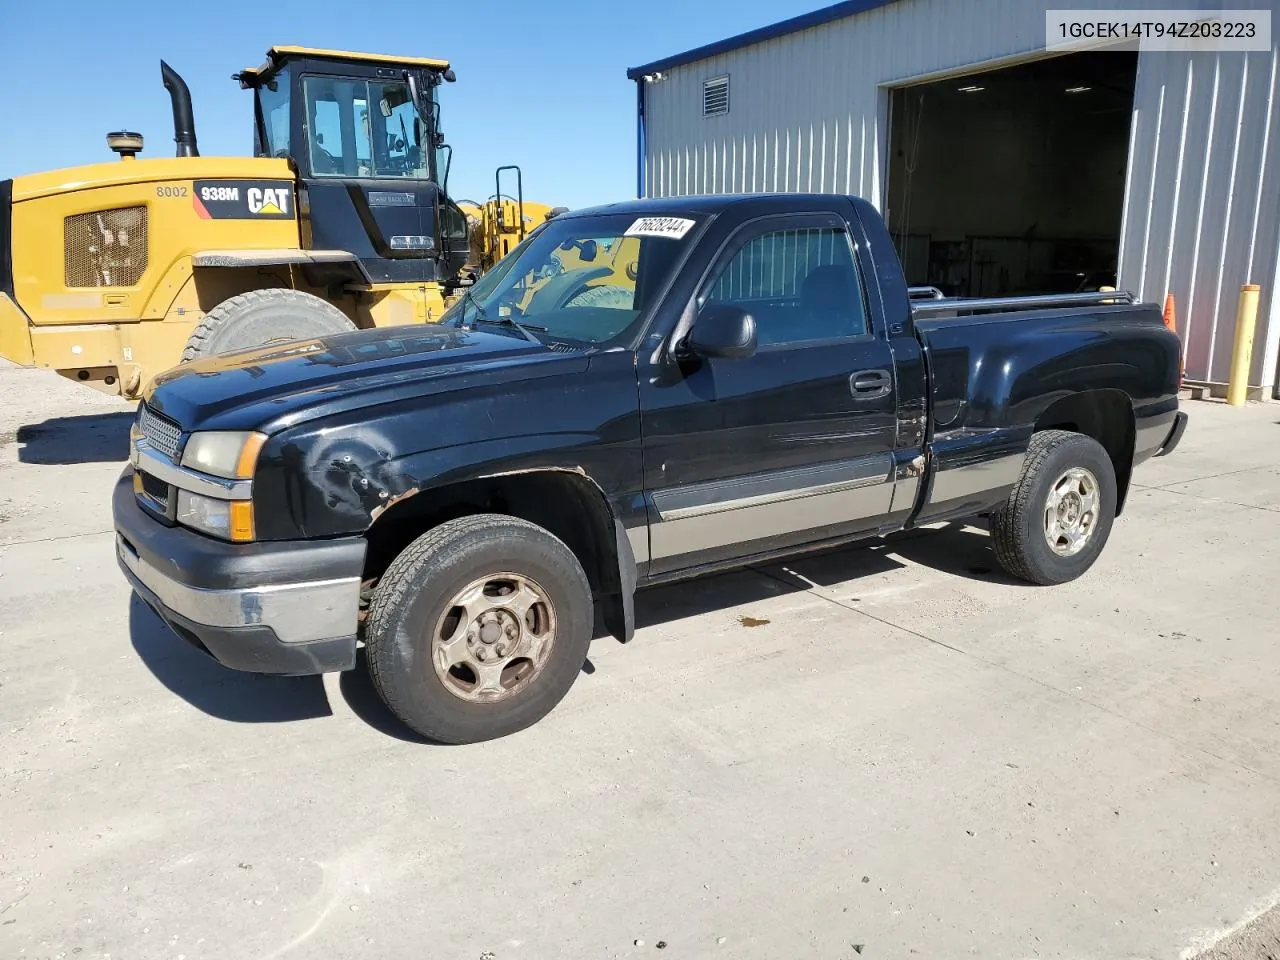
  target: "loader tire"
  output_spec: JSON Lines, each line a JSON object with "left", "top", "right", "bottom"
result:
{"left": 562, "top": 284, "right": 635, "bottom": 310}
{"left": 989, "top": 430, "right": 1117, "bottom": 586}
{"left": 181, "top": 289, "right": 356, "bottom": 362}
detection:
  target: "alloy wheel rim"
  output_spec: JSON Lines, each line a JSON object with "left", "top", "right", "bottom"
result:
{"left": 430, "top": 573, "right": 557, "bottom": 703}
{"left": 1043, "top": 466, "right": 1100, "bottom": 557}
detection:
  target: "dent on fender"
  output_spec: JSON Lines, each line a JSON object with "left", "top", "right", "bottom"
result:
{"left": 274, "top": 425, "right": 414, "bottom": 532}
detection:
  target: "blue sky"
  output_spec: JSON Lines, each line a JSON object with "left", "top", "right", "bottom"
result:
{"left": 0, "top": 0, "right": 824, "bottom": 209}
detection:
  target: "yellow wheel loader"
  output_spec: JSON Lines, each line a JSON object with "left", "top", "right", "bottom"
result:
{"left": 457, "top": 166, "right": 566, "bottom": 277}
{"left": 0, "top": 46, "right": 561, "bottom": 399}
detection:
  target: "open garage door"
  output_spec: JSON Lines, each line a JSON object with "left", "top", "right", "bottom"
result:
{"left": 887, "top": 51, "right": 1138, "bottom": 298}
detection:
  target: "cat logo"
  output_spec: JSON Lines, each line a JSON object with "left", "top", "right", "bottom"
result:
{"left": 193, "top": 180, "right": 293, "bottom": 220}
{"left": 247, "top": 187, "right": 290, "bottom": 216}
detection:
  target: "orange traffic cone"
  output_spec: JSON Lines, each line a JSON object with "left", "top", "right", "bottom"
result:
{"left": 1163, "top": 293, "right": 1184, "bottom": 384}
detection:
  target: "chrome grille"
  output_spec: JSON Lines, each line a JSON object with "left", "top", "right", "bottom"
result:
{"left": 138, "top": 405, "right": 182, "bottom": 460}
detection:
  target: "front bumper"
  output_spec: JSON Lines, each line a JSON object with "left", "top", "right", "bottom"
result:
{"left": 113, "top": 469, "right": 365, "bottom": 675}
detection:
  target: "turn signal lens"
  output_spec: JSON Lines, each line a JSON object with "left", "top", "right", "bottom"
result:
{"left": 235, "top": 433, "right": 268, "bottom": 479}
{"left": 229, "top": 501, "right": 255, "bottom": 542}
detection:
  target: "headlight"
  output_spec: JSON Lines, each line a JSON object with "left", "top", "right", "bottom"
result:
{"left": 176, "top": 490, "right": 255, "bottom": 542}
{"left": 128, "top": 420, "right": 142, "bottom": 466}
{"left": 180, "top": 431, "right": 267, "bottom": 479}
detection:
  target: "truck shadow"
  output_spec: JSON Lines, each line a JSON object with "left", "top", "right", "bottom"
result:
{"left": 16, "top": 412, "right": 135, "bottom": 464}
{"left": 129, "top": 597, "right": 333, "bottom": 723}
{"left": 341, "top": 524, "right": 1019, "bottom": 742}
{"left": 336, "top": 649, "right": 596, "bottom": 743}
{"left": 130, "top": 524, "right": 1016, "bottom": 741}
{"left": 770, "top": 522, "right": 1021, "bottom": 589}
{"left": 338, "top": 653, "right": 432, "bottom": 744}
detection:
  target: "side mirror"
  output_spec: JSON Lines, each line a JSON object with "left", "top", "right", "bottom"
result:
{"left": 687, "top": 303, "right": 757, "bottom": 359}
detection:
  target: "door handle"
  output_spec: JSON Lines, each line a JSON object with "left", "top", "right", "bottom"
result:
{"left": 850, "top": 369, "right": 892, "bottom": 398}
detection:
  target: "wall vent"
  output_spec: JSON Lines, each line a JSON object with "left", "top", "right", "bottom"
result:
{"left": 703, "top": 76, "right": 729, "bottom": 117}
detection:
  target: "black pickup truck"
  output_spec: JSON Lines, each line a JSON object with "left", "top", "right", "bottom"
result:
{"left": 113, "top": 193, "right": 1187, "bottom": 743}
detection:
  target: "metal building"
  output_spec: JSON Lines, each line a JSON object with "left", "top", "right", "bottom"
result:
{"left": 628, "top": 0, "right": 1280, "bottom": 396}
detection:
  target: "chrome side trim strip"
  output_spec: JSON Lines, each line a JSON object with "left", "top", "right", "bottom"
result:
{"left": 131, "top": 440, "right": 253, "bottom": 501}
{"left": 650, "top": 480, "right": 893, "bottom": 560}
{"left": 626, "top": 523, "right": 650, "bottom": 565}
{"left": 888, "top": 475, "right": 920, "bottom": 514}
{"left": 651, "top": 454, "right": 893, "bottom": 522}
{"left": 929, "top": 453, "right": 1024, "bottom": 504}
{"left": 117, "top": 535, "right": 360, "bottom": 644}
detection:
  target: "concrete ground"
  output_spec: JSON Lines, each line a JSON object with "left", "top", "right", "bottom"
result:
{"left": 3, "top": 361, "right": 1280, "bottom": 960}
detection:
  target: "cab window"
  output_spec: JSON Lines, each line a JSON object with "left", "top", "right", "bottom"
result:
{"left": 255, "top": 66, "right": 291, "bottom": 158}
{"left": 303, "top": 77, "right": 429, "bottom": 179}
{"left": 706, "top": 226, "right": 869, "bottom": 345}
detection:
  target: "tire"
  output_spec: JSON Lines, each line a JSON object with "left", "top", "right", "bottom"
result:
{"left": 181, "top": 288, "right": 356, "bottom": 362}
{"left": 989, "top": 430, "right": 1118, "bottom": 586}
{"left": 562, "top": 284, "right": 634, "bottom": 310}
{"left": 364, "top": 514, "right": 594, "bottom": 744}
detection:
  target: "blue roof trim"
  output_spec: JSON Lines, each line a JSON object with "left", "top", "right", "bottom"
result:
{"left": 626, "top": 0, "right": 900, "bottom": 79}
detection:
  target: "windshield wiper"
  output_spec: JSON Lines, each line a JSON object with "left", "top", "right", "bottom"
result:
{"left": 458, "top": 287, "right": 546, "bottom": 342}
{"left": 459, "top": 286, "right": 487, "bottom": 322}
{"left": 474, "top": 314, "right": 547, "bottom": 343}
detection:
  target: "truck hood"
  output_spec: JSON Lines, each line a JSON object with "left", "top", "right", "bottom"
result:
{"left": 144, "top": 324, "right": 588, "bottom": 432}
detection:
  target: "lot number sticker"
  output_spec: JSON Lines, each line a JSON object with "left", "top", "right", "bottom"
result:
{"left": 625, "top": 216, "right": 696, "bottom": 239}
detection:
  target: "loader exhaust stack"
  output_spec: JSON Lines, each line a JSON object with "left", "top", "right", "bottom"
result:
{"left": 160, "top": 60, "right": 199, "bottom": 157}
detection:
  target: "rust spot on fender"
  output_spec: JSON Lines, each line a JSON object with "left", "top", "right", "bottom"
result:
{"left": 479, "top": 465, "right": 589, "bottom": 480}
{"left": 369, "top": 486, "right": 419, "bottom": 522}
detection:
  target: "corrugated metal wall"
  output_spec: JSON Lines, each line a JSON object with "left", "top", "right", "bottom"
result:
{"left": 639, "top": 0, "right": 1280, "bottom": 391}
{"left": 1122, "top": 45, "right": 1280, "bottom": 387}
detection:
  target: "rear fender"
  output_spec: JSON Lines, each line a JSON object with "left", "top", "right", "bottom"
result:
{"left": 915, "top": 310, "right": 1172, "bottom": 524}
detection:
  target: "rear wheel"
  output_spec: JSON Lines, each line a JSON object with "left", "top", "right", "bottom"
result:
{"left": 181, "top": 288, "right": 356, "bottom": 361}
{"left": 989, "top": 430, "right": 1118, "bottom": 585}
{"left": 364, "top": 514, "right": 594, "bottom": 744}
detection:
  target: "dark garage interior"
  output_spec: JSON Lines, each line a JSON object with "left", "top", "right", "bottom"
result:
{"left": 886, "top": 50, "right": 1138, "bottom": 297}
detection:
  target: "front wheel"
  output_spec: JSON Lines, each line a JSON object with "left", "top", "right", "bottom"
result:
{"left": 989, "top": 430, "right": 1118, "bottom": 585}
{"left": 363, "top": 514, "right": 594, "bottom": 744}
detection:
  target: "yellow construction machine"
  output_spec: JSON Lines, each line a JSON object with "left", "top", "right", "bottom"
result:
{"left": 0, "top": 46, "right": 562, "bottom": 398}
{"left": 456, "top": 166, "right": 565, "bottom": 278}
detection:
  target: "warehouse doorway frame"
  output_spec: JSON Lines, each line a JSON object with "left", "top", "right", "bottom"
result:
{"left": 880, "top": 46, "right": 1141, "bottom": 299}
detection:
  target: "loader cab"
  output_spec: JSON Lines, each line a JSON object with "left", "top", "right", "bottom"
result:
{"left": 237, "top": 46, "right": 470, "bottom": 284}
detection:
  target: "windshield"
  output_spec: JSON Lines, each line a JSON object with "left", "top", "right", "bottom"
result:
{"left": 303, "top": 76, "right": 430, "bottom": 179}
{"left": 441, "top": 212, "right": 703, "bottom": 346}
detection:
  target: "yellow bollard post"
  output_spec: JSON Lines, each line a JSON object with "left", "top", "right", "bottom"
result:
{"left": 1227, "top": 284, "right": 1261, "bottom": 407}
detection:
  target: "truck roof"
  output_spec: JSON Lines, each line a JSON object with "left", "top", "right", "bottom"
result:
{"left": 560, "top": 192, "right": 865, "bottom": 221}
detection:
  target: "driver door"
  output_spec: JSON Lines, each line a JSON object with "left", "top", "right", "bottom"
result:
{"left": 638, "top": 211, "right": 899, "bottom": 575}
